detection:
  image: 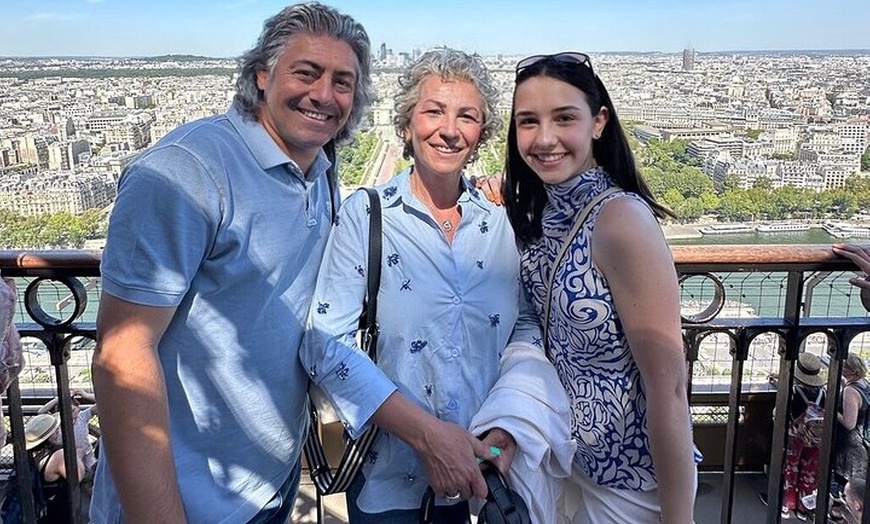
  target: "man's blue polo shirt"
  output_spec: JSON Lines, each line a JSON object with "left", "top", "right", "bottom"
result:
{"left": 92, "top": 103, "right": 334, "bottom": 524}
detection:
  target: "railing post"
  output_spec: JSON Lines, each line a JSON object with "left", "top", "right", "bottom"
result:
{"left": 7, "top": 379, "right": 38, "bottom": 523}
{"left": 47, "top": 332, "right": 83, "bottom": 524}
{"left": 24, "top": 275, "right": 89, "bottom": 524}
{"left": 816, "top": 330, "right": 849, "bottom": 524}
{"left": 767, "top": 336, "right": 796, "bottom": 524}
{"left": 721, "top": 328, "right": 750, "bottom": 524}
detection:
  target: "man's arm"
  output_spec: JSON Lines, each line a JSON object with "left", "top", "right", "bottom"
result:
{"left": 92, "top": 292, "right": 186, "bottom": 524}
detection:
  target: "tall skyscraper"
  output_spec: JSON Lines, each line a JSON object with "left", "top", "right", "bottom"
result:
{"left": 379, "top": 42, "right": 387, "bottom": 62}
{"left": 682, "top": 47, "right": 695, "bottom": 71}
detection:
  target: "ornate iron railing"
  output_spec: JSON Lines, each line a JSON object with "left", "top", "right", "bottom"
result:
{"left": 0, "top": 246, "right": 868, "bottom": 524}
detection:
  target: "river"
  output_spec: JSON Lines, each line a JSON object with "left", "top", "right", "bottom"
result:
{"left": 669, "top": 227, "right": 839, "bottom": 246}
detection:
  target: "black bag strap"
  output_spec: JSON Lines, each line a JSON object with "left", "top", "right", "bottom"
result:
{"left": 795, "top": 386, "right": 823, "bottom": 408}
{"left": 303, "top": 187, "right": 382, "bottom": 495}
{"left": 418, "top": 461, "right": 530, "bottom": 524}
{"left": 360, "top": 187, "right": 381, "bottom": 362}
{"left": 324, "top": 139, "right": 338, "bottom": 224}
{"left": 478, "top": 461, "right": 531, "bottom": 524}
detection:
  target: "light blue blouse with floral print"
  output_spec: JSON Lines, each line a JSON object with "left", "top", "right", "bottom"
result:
{"left": 301, "top": 168, "right": 541, "bottom": 512}
{"left": 520, "top": 167, "right": 701, "bottom": 491}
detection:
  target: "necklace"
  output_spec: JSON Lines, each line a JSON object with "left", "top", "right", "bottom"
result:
{"left": 410, "top": 172, "right": 461, "bottom": 234}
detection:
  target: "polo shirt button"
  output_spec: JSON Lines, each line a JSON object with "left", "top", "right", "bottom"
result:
{"left": 452, "top": 296, "right": 461, "bottom": 304}
{"left": 450, "top": 349, "right": 459, "bottom": 357}
{"left": 406, "top": 474, "right": 416, "bottom": 483}
{"left": 307, "top": 218, "right": 317, "bottom": 227}
{"left": 446, "top": 399, "right": 458, "bottom": 410}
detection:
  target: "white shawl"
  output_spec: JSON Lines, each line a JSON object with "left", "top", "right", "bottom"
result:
{"left": 470, "top": 342, "right": 576, "bottom": 524}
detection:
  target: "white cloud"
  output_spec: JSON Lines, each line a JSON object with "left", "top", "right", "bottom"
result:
{"left": 24, "top": 12, "right": 82, "bottom": 22}
{"left": 25, "top": 12, "right": 59, "bottom": 21}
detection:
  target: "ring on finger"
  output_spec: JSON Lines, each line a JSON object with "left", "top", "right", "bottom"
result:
{"left": 444, "top": 492, "right": 462, "bottom": 503}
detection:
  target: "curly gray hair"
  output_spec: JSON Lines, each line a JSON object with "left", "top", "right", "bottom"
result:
{"left": 234, "top": 2, "right": 374, "bottom": 145}
{"left": 393, "top": 48, "right": 501, "bottom": 160}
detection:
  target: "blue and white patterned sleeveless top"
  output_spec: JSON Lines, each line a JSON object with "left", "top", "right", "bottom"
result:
{"left": 520, "top": 167, "right": 689, "bottom": 491}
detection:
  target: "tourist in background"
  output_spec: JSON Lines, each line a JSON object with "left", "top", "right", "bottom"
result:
{"left": 90, "top": 3, "right": 375, "bottom": 523}
{"left": 501, "top": 51, "right": 699, "bottom": 524}
{"left": 842, "top": 477, "right": 866, "bottom": 524}
{"left": 830, "top": 354, "right": 870, "bottom": 521}
{"left": 38, "top": 389, "right": 99, "bottom": 474}
{"left": 1, "top": 413, "right": 85, "bottom": 524}
{"left": 302, "top": 48, "right": 540, "bottom": 523}
{"left": 768, "top": 352, "right": 827, "bottom": 520}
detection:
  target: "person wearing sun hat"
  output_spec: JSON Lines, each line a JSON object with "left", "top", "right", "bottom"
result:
{"left": 25, "top": 413, "right": 60, "bottom": 451}
{"left": 794, "top": 352, "right": 827, "bottom": 388}
{"left": 18, "top": 413, "right": 84, "bottom": 523}
{"left": 775, "top": 351, "right": 827, "bottom": 520}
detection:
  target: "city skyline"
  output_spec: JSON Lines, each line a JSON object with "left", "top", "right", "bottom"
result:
{"left": 0, "top": 0, "right": 868, "bottom": 58}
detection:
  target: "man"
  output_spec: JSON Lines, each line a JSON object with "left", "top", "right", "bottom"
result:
{"left": 843, "top": 478, "right": 865, "bottom": 524}
{"left": 90, "top": 4, "right": 373, "bottom": 523}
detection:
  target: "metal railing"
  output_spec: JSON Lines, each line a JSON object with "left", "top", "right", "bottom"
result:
{"left": 677, "top": 245, "right": 870, "bottom": 524}
{"left": 0, "top": 246, "right": 869, "bottom": 524}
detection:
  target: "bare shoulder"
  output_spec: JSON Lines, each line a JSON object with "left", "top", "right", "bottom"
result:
{"left": 593, "top": 195, "right": 669, "bottom": 262}
{"left": 44, "top": 448, "right": 66, "bottom": 479}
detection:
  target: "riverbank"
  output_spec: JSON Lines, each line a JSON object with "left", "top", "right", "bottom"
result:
{"left": 663, "top": 220, "right": 870, "bottom": 243}
{"left": 663, "top": 223, "right": 705, "bottom": 240}
{"left": 663, "top": 222, "right": 835, "bottom": 245}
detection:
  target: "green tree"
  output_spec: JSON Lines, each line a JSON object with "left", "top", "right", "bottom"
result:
{"left": 476, "top": 116, "right": 509, "bottom": 176}
{"left": 861, "top": 147, "right": 870, "bottom": 172}
{"left": 393, "top": 157, "right": 411, "bottom": 174}
{"left": 337, "top": 130, "right": 380, "bottom": 186}
{"left": 0, "top": 208, "right": 108, "bottom": 248}
{"left": 769, "top": 152, "right": 796, "bottom": 161}
{"left": 722, "top": 173, "right": 741, "bottom": 192}
{"left": 676, "top": 196, "right": 707, "bottom": 222}
{"left": 752, "top": 177, "right": 774, "bottom": 191}
{"left": 659, "top": 188, "right": 685, "bottom": 214}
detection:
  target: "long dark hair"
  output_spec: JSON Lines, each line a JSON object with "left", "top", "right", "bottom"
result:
{"left": 502, "top": 58, "right": 674, "bottom": 244}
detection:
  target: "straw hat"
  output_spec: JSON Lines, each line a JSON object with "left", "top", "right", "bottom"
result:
{"left": 24, "top": 414, "right": 59, "bottom": 450}
{"left": 795, "top": 352, "right": 826, "bottom": 387}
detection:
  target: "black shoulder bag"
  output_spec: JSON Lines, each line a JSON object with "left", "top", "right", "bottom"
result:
{"left": 303, "top": 187, "right": 382, "bottom": 496}
{"left": 418, "top": 461, "right": 531, "bottom": 524}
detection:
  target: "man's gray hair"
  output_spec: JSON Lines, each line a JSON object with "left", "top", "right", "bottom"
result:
{"left": 234, "top": 2, "right": 374, "bottom": 144}
{"left": 393, "top": 48, "right": 501, "bottom": 160}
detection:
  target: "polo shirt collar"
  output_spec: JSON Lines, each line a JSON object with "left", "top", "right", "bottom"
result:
{"left": 226, "top": 101, "right": 332, "bottom": 180}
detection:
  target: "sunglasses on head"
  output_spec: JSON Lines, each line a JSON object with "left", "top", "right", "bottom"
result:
{"left": 515, "top": 52, "right": 594, "bottom": 75}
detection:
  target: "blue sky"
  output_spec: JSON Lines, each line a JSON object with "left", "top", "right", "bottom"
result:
{"left": 0, "top": 0, "right": 867, "bottom": 57}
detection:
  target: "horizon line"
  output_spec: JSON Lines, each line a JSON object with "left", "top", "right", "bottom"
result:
{"left": 2, "top": 47, "right": 870, "bottom": 61}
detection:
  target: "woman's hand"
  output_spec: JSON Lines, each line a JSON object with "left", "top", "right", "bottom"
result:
{"left": 417, "top": 419, "right": 492, "bottom": 501}
{"left": 470, "top": 175, "right": 504, "bottom": 206}
{"left": 480, "top": 427, "right": 517, "bottom": 475}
